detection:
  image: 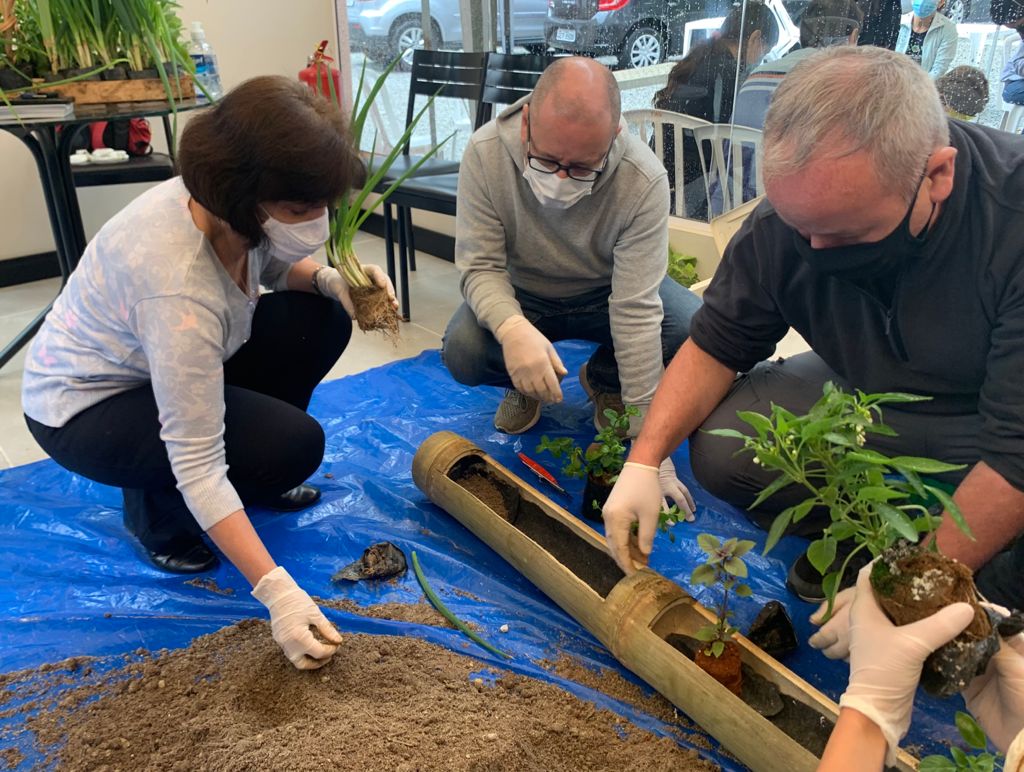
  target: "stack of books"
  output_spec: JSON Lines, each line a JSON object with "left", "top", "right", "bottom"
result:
{"left": 0, "top": 95, "right": 75, "bottom": 124}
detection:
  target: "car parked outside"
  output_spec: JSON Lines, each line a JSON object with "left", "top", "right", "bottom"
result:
{"left": 348, "top": 0, "right": 550, "bottom": 65}
{"left": 544, "top": 0, "right": 804, "bottom": 69}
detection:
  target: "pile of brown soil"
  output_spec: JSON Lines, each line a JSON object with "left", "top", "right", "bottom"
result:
{"left": 0, "top": 620, "right": 717, "bottom": 771}
{"left": 351, "top": 285, "right": 400, "bottom": 341}
{"left": 313, "top": 595, "right": 457, "bottom": 629}
{"left": 871, "top": 543, "right": 999, "bottom": 696}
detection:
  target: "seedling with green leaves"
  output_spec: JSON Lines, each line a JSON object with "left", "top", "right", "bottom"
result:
{"left": 690, "top": 534, "right": 755, "bottom": 658}
{"left": 919, "top": 711, "right": 1002, "bottom": 772}
{"left": 707, "top": 382, "right": 971, "bottom": 616}
{"left": 668, "top": 246, "right": 699, "bottom": 288}
{"left": 537, "top": 405, "right": 639, "bottom": 483}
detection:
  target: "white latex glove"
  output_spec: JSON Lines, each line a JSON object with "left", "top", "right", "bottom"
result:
{"left": 314, "top": 264, "right": 398, "bottom": 318}
{"left": 809, "top": 585, "right": 856, "bottom": 659}
{"left": 1005, "top": 729, "right": 1024, "bottom": 772}
{"left": 839, "top": 564, "right": 975, "bottom": 765}
{"left": 962, "top": 607, "right": 1024, "bottom": 753}
{"left": 658, "top": 457, "right": 696, "bottom": 521}
{"left": 602, "top": 461, "right": 663, "bottom": 574}
{"left": 494, "top": 315, "right": 567, "bottom": 404}
{"left": 251, "top": 566, "right": 343, "bottom": 670}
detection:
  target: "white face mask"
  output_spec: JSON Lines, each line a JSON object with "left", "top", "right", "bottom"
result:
{"left": 522, "top": 165, "right": 595, "bottom": 210}
{"left": 261, "top": 208, "right": 330, "bottom": 263}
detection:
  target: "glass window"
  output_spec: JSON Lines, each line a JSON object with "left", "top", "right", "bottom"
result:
{"left": 339, "top": 0, "right": 1022, "bottom": 222}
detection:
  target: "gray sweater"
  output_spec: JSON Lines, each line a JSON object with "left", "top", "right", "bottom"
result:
{"left": 455, "top": 96, "right": 670, "bottom": 408}
{"left": 22, "top": 178, "right": 292, "bottom": 531}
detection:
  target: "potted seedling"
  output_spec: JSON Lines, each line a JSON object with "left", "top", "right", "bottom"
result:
{"left": 689, "top": 533, "right": 756, "bottom": 695}
{"left": 537, "top": 406, "right": 639, "bottom": 521}
{"left": 708, "top": 382, "right": 1000, "bottom": 696}
{"left": 319, "top": 46, "right": 451, "bottom": 340}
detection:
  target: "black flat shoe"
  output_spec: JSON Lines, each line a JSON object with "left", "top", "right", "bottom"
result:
{"left": 267, "top": 483, "right": 322, "bottom": 512}
{"left": 145, "top": 541, "right": 219, "bottom": 574}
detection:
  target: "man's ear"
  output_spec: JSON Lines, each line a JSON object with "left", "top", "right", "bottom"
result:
{"left": 927, "top": 146, "right": 957, "bottom": 204}
{"left": 521, "top": 104, "right": 530, "bottom": 146}
{"left": 746, "top": 29, "right": 763, "bottom": 58}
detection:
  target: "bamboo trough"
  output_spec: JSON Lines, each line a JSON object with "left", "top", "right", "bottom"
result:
{"left": 412, "top": 431, "right": 918, "bottom": 772}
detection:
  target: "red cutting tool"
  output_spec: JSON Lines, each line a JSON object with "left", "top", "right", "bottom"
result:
{"left": 517, "top": 452, "right": 569, "bottom": 496}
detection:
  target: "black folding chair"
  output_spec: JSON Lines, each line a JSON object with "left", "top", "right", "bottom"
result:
{"left": 474, "top": 52, "right": 553, "bottom": 129}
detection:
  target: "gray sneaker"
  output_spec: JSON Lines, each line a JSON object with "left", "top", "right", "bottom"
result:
{"left": 579, "top": 363, "right": 625, "bottom": 431}
{"left": 494, "top": 389, "right": 541, "bottom": 434}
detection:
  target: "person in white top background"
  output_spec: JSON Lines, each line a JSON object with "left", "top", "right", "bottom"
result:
{"left": 21, "top": 76, "right": 395, "bottom": 671}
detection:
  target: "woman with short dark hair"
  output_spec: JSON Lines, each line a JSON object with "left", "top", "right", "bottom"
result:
{"left": 21, "top": 75, "right": 393, "bottom": 670}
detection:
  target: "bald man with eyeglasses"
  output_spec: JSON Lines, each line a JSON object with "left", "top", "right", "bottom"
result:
{"left": 441, "top": 56, "right": 701, "bottom": 520}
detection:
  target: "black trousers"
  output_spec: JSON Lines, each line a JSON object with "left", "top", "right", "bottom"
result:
{"left": 689, "top": 351, "right": 1022, "bottom": 609}
{"left": 26, "top": 292, "right": 351, "bottom": 554}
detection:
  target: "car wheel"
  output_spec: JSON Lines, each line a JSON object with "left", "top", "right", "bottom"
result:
{"left": 942, "top": 0, "right": 970, "bottom": 23}
{"left": 619, "top": 26, "right": 665, "bottom": 69}
{"left": 389, "top": 18, "right": 442, "bottom": 70}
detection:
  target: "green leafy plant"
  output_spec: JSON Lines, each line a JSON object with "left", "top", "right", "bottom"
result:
{"left": 690, "top": 534, "right": 755, "bottom": 657}
{"left": 657, "top": 504, "right": 686, "bottom": 542}
{"left": 323, "top": 51, "right": 452, "bottom": 292}
{"left": 0, "top": 0, "right": 198, "bottom": 126}
{"left": 537, "top": 406, "right": 640, "bottom": 483}
{"left": 707, "top": 382, "right": 972, "bottom": 615}
{"left": 668, "top": 245, "right": 699, "bottom": 288}
{"left": 919, "top": 711, "right": 1002, "bottom": 771}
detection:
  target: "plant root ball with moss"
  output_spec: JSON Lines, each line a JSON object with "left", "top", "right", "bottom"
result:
{"left": 870, "top": 542, "right": 1001, "bottom": 697}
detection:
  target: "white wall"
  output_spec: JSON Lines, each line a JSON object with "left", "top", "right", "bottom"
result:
{"left": 0, "top": 0, "right": 339, "bottom": 262}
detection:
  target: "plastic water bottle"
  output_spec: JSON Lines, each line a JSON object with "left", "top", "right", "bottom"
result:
{"left": 188, "top": 21, "right": 223, "bottom": 102}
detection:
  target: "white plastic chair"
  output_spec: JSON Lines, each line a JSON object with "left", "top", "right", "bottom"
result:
{"left": 623, "top": 108, "right": 713, "bottom": 219}
{"left": 692, "top": 123, "right": 765, "bottom": 216}
{"left": 1000, "top": 35, "right": 1024, "bottom": 134}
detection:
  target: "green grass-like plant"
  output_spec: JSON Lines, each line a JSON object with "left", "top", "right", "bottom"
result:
{"left": 322, "top": 50, "right": 452, "bottom": 289}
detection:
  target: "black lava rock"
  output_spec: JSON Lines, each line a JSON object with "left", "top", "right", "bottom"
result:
{"left": 746, "top": 601, "right": 799, "bottom": 659}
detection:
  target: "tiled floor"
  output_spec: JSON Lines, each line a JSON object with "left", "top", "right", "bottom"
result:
{"left": 0, "top": 232, "right": 464, "bottom": 469}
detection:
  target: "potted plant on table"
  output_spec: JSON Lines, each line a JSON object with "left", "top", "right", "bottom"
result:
{"left": 689, "top": 533, "right": 756, "bottom": 695}
{"left": 319, "top": 45, "right": 452, "bottom": 340}
{"left": 1, "top": 0, "right": 198, "bottom": 114}
{"left": 708, "top": 382, "right": 1000, "bottom": 696}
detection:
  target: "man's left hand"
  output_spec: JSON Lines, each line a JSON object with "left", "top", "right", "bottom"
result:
{"left": 658, "top": 458, "right": 695, "bottom": 521}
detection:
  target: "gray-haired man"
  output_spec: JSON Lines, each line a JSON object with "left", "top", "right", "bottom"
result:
{"left": 602, "top": 46, "right": 1024, "bottom": 622}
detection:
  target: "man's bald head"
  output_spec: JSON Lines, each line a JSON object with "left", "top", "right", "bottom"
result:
{"left": 530, "top": 57, "right": 621, "bottom": 133}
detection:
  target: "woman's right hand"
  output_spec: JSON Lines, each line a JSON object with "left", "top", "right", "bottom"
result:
{"left": 962, "top": 610, "right": 1024, "bottom": 753}
{"left": 251, "top": 566, "right": 343, "bottom": 669}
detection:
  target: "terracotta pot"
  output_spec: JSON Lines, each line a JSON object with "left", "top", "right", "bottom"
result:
{"left": 581, "top": 473, "right": 614, "bottom": 522}
{"left": 695, "top": 640, "right": 743, "bottom": 696}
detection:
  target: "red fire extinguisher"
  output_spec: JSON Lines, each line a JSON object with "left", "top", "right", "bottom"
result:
{"left": 299, "top": 40, "right": 342, "bottom": 101}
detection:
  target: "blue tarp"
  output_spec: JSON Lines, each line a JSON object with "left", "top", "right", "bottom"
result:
{"left": 0, "top": 342, "right": 961, "bottom": 767}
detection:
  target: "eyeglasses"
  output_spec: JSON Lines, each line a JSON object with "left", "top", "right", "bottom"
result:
{"left": 526, "top": 119, "right": 614, "bottom": 182}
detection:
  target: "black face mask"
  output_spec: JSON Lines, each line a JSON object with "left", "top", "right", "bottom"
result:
{"left": 792, "top": 188, "right": 935, "bottom": 282}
